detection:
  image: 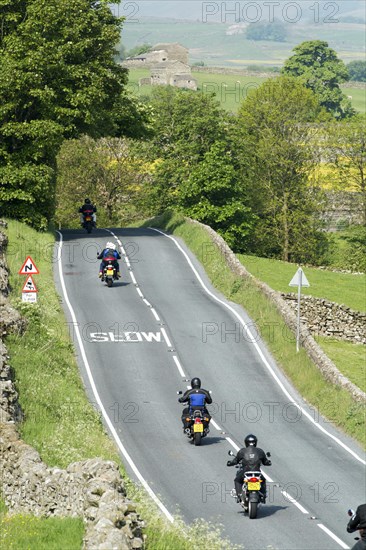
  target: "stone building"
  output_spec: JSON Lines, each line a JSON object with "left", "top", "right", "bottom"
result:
{"left": 150, "top": 43, "right": 189, "bottom": 64}
{"left": 150, "top": 61, "right": 197, "bottom": 90}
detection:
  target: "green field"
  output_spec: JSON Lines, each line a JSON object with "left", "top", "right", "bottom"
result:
{"left": 237, "top": 253, "right": 365, "bottom": 312}
{"left": 127, "top": 67, "right": 365, "bottom": 113}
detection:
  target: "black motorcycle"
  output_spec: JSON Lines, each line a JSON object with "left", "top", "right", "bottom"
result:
{"left": 82, "top": 211, "right": 94, "bottom": 234}
{"left": 228, "top": 449, "right": 271, "bottom": 518}
{"left": 178, "top": 391, "right": 211, "bottom": 446}
{"left": 101, "top": 260, "right": 119, "bottom": 287}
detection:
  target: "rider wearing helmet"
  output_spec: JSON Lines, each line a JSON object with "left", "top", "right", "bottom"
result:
{"left": 178, "top": 377, "right": 212, "bottom": 432}
{"left": 97, "top": 241, "right": 121, "bottom": 278}
{"left": 79, "top": 198, "right": 97, "bottom": 226}
{"left": 227, "top": 434, "right": 271, "bottom": 503}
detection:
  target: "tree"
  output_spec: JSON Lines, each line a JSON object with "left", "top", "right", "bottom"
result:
{"left": 282, "top": 40, "right": 354, "bottom": 119}
{"left": 347, "top": 61, "right": 366, "bottom": 82}
{"left": 179, "top": 141, "right": 255, "bottom": 250}
{"left": 55, "top": 136, "right": 152, "bottom": 228}
{"left": 246, "top": 20, "right": 287, "bottom": 42}
{"left": 148, "top": 87, "right": 228, "bottom": 212}
{"left": 325, "top": 116, "right": 366, "bottom": 225}
{"left": 0, "top": 0, "right": 128, "bottom": 227}
{"left": 236, "top": 76, "right": 329, "bottom": 263}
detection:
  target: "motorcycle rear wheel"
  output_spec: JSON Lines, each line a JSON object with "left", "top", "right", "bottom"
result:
{"left": 107, "top": 278, "right": 113, "bottom": 287}
{"left": 248, "top": 500, "right": 258, "bottom": 519}
{"left": 193, "top": 432, "right": 202, "bottom": 446}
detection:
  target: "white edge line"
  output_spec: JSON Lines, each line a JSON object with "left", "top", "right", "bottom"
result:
{"left": 173, "top": 355, "right": 185, "bottom": 377}
{"left": 317, "top": 524, "right": 350, "bottom": 549}
{"left": 136, "top": 287, "right": 144, "bottom": 298}
{"left": 281, "top": 491, "right": 308, "bottom": 514}
{"left": 149, "top": 227, "right": 366, "bottom": 466}
{"left": 225, "top": 437, "right": 240, "bottom": 452}
{"left": 143, "top": 299, "right": 152, "bottom": 307}
{"left": 130, "top": 272, "right": 137, "bottom": 285}
{"left": 151, "top": 308, "right": 160, "bottom": 322}
{"left": 161, "top": 327, "right": 172, "bottom": 348}
{"left": 56, "top": 231, "right": 174, "bottom": 523}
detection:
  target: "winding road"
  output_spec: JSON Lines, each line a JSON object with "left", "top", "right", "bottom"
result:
{"left": 54, "top": 227, "right": 365, "bottom": 550}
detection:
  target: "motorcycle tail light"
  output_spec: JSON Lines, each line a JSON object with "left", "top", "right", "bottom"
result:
{"left": 195, "top": 418, "right": 201, "bottom": 423}
{"left": 249, "top": 477, "right": 259, "bottom": 482}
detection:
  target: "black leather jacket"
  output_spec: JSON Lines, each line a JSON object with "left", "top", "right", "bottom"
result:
{"left": 348, "top": 504, "right": 366, "bottom": 540}
{"left": 228, "top": 446, "right": 271, "bottom": 471}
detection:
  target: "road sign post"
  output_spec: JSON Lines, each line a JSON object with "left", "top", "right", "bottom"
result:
{"left": 289, "top": 267, "right": 310, "bottom": 352}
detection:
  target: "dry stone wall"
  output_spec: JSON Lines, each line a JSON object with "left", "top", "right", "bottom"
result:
{"left": 282, "top": 294, "right": 366, "bottom": 344}
{"left": 187, "top": 218, "right": 366, "bottom": 404}
{"left": 0, "top": 222, "right": 145, "bottom": 549}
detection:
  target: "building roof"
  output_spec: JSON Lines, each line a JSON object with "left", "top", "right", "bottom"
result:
{"left": 152, "top": 42, "right": 188, "bottom": 52}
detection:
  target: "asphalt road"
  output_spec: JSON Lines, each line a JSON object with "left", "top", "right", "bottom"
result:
{"left": 55, "top": 227, "right": 366, "bottom": 550}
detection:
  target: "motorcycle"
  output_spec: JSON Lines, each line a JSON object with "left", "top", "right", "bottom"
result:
{"left": 178, "top": 391, "right": 211, "bottom": 446}
{"left": 101, "top": 260, "right": 119, "bottom": 287}
{"left": 82, "top": 211, "right": 94, "bottom": 234}
{"left": 347, "top": 509, "right": 364, "bottom": 544}
{"left": 228, "top": 449, "right": 271, "bottom": 519}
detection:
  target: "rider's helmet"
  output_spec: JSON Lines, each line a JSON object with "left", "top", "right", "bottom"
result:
{"left": 106, "top": 241, "right": 116, "bottom": 250}
{"left": 244, "top": 434, "right": 257, "bottom": 447}
{"left": 191, "top": 377, "right": 201, "bottom": 389}
{"left": 85, "top": 198, "right": 91, "bottom": 204}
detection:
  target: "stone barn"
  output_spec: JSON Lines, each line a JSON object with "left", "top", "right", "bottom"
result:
{"left": 150, "top": 61, "right": 197, "bottom": 90}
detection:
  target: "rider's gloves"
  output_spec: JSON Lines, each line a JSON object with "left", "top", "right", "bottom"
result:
{"left": 227, "top": 460, "right": 234, "bottom": 467}
{"left": 266, "top": 460, "right": 272, "bottom": 466}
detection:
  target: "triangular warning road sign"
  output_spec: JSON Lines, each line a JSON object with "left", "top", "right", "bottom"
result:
{"left": 22, "top": 275, "right": 38, "bottom": 293}
{"left": 19, "top": 256, "right": 39, "bottom": 275}
{"left": 289, "top": 267, "right": 310, "bottom": 287}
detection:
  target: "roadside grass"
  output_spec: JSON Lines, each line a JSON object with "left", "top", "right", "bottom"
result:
{"left": 237, "top": 254, "right": 365, "bottom": 312}
{"left": 2, "top": 219, "right": 241, "bottom": 550}
{"left": 315, "top": 337, "right": 366, "bottom": 394}
{"left": 145, "top": 212, "right": 366, "bottom": 448}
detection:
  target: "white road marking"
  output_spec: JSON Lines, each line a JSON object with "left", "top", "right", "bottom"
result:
{"left": 151, "top": 308, "right": 160, "bottom": 321}
{"left": 161, "top": 327, "right": 172, "bottom": 348}
{"left": 210, "top": 418, "right": 222, "bottom": 431}
{"left": 225, "top": 437, "right": 240, "bottom": 452}
{"left": 149, "top": 228, "right": 366, "bottom": 466}
{"left": 173, "top": 355, "right": 185, "bottom": 377}
{"left": 125, "top": 258, "right": 131, "bottom": 267}
{"left": 56, "top": 231, "right": 174, "bottom": 523}
{"left": 317, "top": 524, "right": 350, "bottom": 549}
{"left": 281, "top": 491, "right": 308, "bottom": 513}
{"left": 143, "top": 298, "right": 152, "bottom": 307}
{"left": 136, "top": 287, "right": 144, "bottom": 298}
{"left": 130, "top": 272, "right": 137, "bottom": 285}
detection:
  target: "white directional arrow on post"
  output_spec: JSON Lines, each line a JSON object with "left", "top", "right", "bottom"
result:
{"left": 289, "top": 268, "right": 310, "bottom": 352}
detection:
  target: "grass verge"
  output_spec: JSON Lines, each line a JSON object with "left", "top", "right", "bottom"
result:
{"left": 144, "top": 212, "right": 366, "bottom": 448}
{"left": 2, "top": 218, "right": 240, "bottom": 550}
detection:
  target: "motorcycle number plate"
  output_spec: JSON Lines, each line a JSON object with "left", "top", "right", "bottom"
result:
{"left": 193, "top": 423, "right": 203, "bottom": 433}
{"left": 106, "top": 269, "right": 114, "bottom": 275}
{"left": 247, "top": 482, "right": 261, "bottom": 491}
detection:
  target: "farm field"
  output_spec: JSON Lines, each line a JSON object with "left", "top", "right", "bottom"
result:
{"left": 126, "top": 67, "right": 366, "bottom": 113}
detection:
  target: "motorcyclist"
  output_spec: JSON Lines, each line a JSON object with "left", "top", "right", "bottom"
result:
{"left": 347, "top": 504, "right": 366, "bottom": 549}
{"left": 178, "top": 377, "right": 212, "bottom": 433}
{"left": 97, "top": 241, "right": 121, "bottom": 279}
{"left": 79, "top": 198, "right": 97, "bottom": 226}
{"left": 227, "top": 434, "right": 271, "bottom": 503}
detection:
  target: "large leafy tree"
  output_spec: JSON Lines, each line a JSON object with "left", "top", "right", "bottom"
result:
{"left": 282, "top": 40, "right": 354, "bottom": 119}
{"left": 236, "top": 76, "right": 329, "bottom": 263}
{"left": 0, "top": 0, "right": 128, "bottom": 227}
{"left": 347, "top": 61, "right": 366, "bottom": 82}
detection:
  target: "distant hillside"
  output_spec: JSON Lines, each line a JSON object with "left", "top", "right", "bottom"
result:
{"left": 120, "top": 15, "right": 366, "bottom": 68}
{"left": 113, "top": 1, "right": 365, "bottom": 22}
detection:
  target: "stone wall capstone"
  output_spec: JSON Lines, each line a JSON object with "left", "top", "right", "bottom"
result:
{"left": 0, "top": 223, "right": 145, "bottom": 549}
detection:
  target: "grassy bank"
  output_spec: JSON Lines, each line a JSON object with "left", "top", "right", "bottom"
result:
{"left": 145, "top": 212, "right": 365, "bottom": 448}
{"left": 1, "top": 219, "right": 238, "bottom": 549}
